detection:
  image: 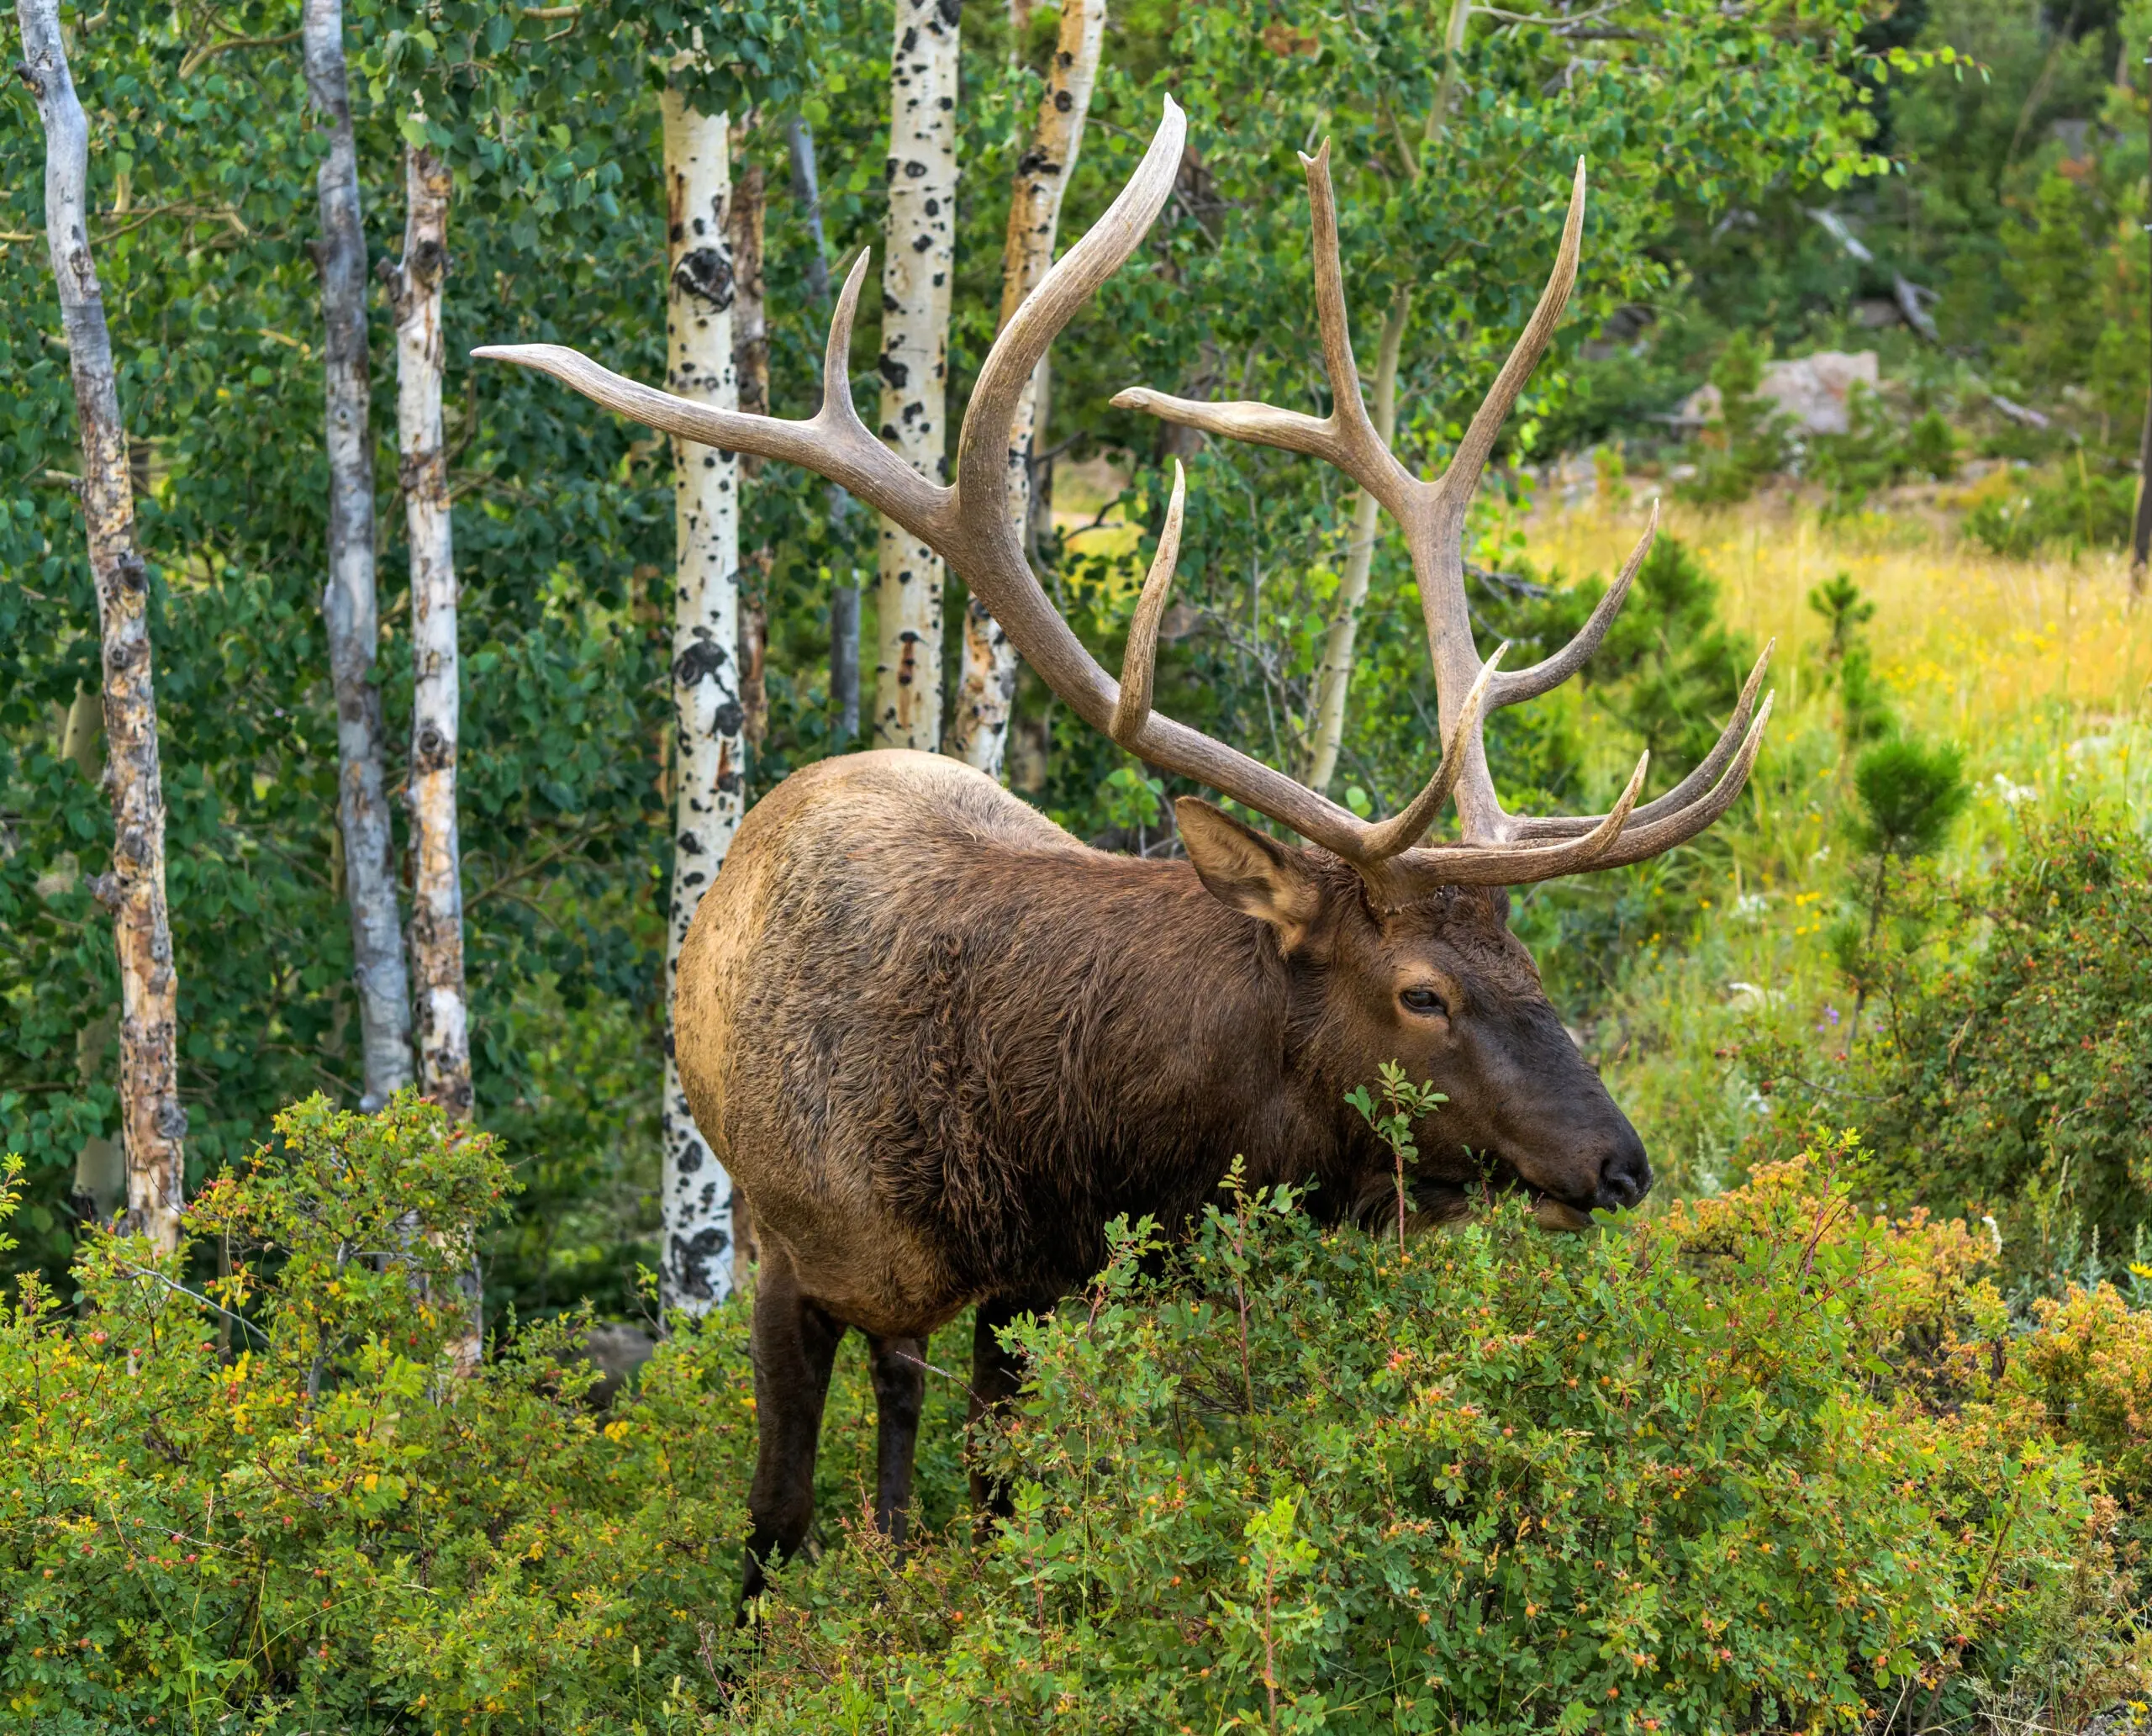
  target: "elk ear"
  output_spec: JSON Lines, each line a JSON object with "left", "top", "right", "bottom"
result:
{"left": 1175, "top": 798, "right": 1326, "bottom": 952}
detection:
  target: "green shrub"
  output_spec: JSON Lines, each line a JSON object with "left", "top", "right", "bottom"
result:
{"left": 734, "top": 1148, "right": 2136, "bottom": 1733}
{"left": 1746, "top": 816, "right": 2152, "bottom": 1291}
{"left": 6, "top": 1100, "right": 2144, "bottom": 1731}
{"left": 1964, "top": 466, "right": 2135, "bottom": 557}
{"left": 0, "top": 1095, "right": 759, "bottom": 1731}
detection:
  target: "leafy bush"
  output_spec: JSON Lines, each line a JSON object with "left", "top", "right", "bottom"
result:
{"left": 1747, "top": 816, "right": 2152, "bottom": 1289}
{"left": 1964, "top": 466, "right": 2135, "bottom": 557}
{"left": 735, "top": 1149, "right": 2139, "bottom": 1733}
{"left": 6, "top": 1101, "right": 2145, "bottom": 1731}
{"left": 0, "top": 1095, "right": 757, "bottom": 1731}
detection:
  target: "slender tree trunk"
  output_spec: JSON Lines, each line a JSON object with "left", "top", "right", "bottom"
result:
{"left": 18, "top": 0, "right": 185, "bottom": 1253}
{"left": 729, "top": 145, "right": 773, "bottom": 762}
{"left": 875, "top": 0, "right": 961, "bottom": 752}
{"left": 382, "top": 143, "right": 482, "bottom": 1372}
{"left": 383, "top": 145, "right": 471, "bottom": 1118}
{"left": 660, "top": 87, "right": 743, "bottom": 1314}
{"left": 1305, "top": 289, "right": 1411, "bottom": 794}
{"left": 304, "top": 0, "right": 412, "bottom": 1111}
{"left": 787, "top": 116, "right": 862, "bottom": 741}
{"left": 947, "top": 0, "right": 1105, "bottom": 777}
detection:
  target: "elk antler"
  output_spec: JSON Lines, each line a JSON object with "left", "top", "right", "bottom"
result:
{"left": 474, "top": 103, "right": 1771, "bottom": 906}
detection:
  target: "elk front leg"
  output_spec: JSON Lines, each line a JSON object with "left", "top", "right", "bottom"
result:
{"left": 742, "top": 1245, "right": 844, "bottom": 1603}
{"left": 866, "top": 1333, "right": 926, "bottom": 1544}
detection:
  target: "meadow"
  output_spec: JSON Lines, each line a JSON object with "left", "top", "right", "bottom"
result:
{"left": 1516, "top": 484, "right": 2151, "bottom": 1206}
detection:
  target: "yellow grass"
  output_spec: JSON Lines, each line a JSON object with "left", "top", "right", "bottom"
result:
{"left": 1507, "top": 490, "right": 2152, "bottom": 1201}
{"left": 1522, "top": 489, "right": 2152, "bottom": 750}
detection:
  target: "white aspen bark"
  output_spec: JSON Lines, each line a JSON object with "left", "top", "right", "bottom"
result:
{"left": 384, "top": 145, "right": 471, "bottom": 1120}
{"left": 948, "top": 0, "right": 1104, "bottom": 776}
{"left": 660, "top": 88, "right": 742, "bottom": 1314}
{"left": 875, "top": 0, "right": 961, "bottom": 752}
{"left": 1305, "top": 290, "right": 1410, "bottom": 794}
{"left": 384, "top": 143, "right": 481, "bottom": 1375}
{"left": 303, "top": 0, "right": 413, "bottom": 1111}
{"left": 18, "top": 0, "right": 186, "bottom": 1253}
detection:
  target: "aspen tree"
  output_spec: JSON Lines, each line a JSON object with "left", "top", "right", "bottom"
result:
{"left": 659, "top": 85, "right": 744, "bottom": 1312}
{"left": 1304, "top": 290, "right": 1410, "bottom": 793}
{"left": 16, "top": 0, "right": 185, "bottom": 1252}
{"left": 947, "top": 0, "right": 1105, "bottom": 776}
{"left": 874, "top": 0, "right": 961, "bottom": 752}
{"left": 383, "top": 141, "right": 482, "bottom": 1371}
{"left": 304, "top": 0, "right": 414, "bottom": 1111}
{"left": 729, "top": 145, "right": 771, "bottom": 763}
{"left": 382, "top": 145, "right": 471, "bottom": 1119}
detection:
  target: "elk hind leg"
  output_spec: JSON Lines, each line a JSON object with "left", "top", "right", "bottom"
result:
{"left": 741, "top": 1246, "right": 843, "bottom": 1603}
{"left": 866, "top": 1333, "right": 926, "bottom": 1544}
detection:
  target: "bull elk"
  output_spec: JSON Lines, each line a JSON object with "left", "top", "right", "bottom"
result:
{"left": 477, "top": 100, "right": 1772, "bottom": 1598}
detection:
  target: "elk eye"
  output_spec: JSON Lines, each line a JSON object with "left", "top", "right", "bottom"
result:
{"left": 1400, "top": 988, "right": 1448, "bottom": 1017}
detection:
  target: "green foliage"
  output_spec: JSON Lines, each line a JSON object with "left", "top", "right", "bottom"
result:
{"left": 1965, "top": 464, "right": 2138, "bottom": 557}
{"left": 1747, "top": 816, "right": 2152, "bottom": 1292}
{"left": 1344, "top": 1059, "right": 1448, "bottom": 1250}
{"left": 0, "top": 1095, "right": 761, "bottom": 1729}
{"left": 1848, "top": 735, "right": 1969, "bottom": 863}
{"left": 6, "top": 1099, "right": 2145, "bottom": 1728}
{"left": 1807, "top": 387, "right": 1961, "bottom": 514}
{"left": 1808, "top": 572, "right": 1894, "bottom": 747}
{"left": 736, "top": 1151, "right": 2136, "bottom": 1733}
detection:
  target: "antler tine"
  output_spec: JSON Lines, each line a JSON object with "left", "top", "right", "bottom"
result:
{"left": 959, "top": 97, "right": 1187, "bottom": 520}
{"left": 1110, "top": 142, "right": 1416, "bottom": 512}
{"left": 471, "top": 259, "right": 943, "bottom": 541}
{"left": 1578, "top": 693, "right": 1773, "bottom": 869}
{"left": 1356, "top": 644, "right": 1506, "bottom": 860}
{"left": 1489, "top": 499, "right": 1655, "bottom": 710}
{"left": 1508, "top": 641, "right": 1775, "bottom": 841}
{"left": 1109, "top": 461, "right": 1188, "bottom": 747}
{"left": 821, "top": 249, "right": 873, "bottom": 421}
{"left": 1437, "top": 159, "right": 1587, "bottom": 508}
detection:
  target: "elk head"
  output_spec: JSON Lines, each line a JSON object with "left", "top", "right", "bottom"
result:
{"left": 476, "top": 99, "right": 1774, "bottom": 1227}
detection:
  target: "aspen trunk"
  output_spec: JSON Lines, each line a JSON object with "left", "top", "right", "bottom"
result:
{"left": 18, "top": 0, "right": 186, "bottom": 1253}
{"left": 384, "top": 145, "right": 471, "bottom": 1119}
{"left": 787, "top": 116, "right": 861, "bottom": 741}
{"left": 1305, "top": 290, "right": 1410, "bottom": 794}
{"left": 947, "top": 0, "right": 1105, "bottom": 776}
{"left": 383, "top": 143, "right": 482, "bottom": 1373}
{"left": 660, "top": 88, "right": 743, "bottom": 1314}
{"left": 304, "top": 0, "right": 413, "bottom": 1111}
{"left": 875, "top": 0, "right": 961, "bottom": 752}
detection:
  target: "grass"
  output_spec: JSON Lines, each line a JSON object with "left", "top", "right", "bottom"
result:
{"left": 1513, "top": 488, "right": 2152, "bottom": 1202}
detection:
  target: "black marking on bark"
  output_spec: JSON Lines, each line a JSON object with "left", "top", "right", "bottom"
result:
{"left": 1055, "top": 88, "right": 1073, "bottom": 112}
{"left": 713, "top": 699, "right": 745, "bottom": 736}
{"left": 673, "top": 638, "right": 729, "bottom": 687}
{"left": 671, "top": 245, "right": 735, "bottom": 310}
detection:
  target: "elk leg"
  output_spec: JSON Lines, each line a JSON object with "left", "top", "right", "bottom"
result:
{"left": 741, "top": 1247, "right": 843, "bottom": 1602}
{"left": 866, "top": 1333, "right": 926, "bottom": 1544}
{"left": 967, "top": 1293, "right": 1040, "bottom": 1522}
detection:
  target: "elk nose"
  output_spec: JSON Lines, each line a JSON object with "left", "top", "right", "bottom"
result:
{"left": 1592, "top": 1136, "right": 1653, "bottom": 1212}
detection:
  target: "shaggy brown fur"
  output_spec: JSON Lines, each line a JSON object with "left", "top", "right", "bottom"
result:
{"left": 678, "top": 750, "right": 1648, "bottom": 1597}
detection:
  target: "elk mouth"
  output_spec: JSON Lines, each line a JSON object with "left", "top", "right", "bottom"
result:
{"left": 1400, "top": 1154, "right": 1601, "bottom": 1232}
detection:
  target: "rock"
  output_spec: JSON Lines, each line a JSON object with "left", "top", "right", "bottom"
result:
{"left": 1681, "top": 351, "right": 1880, "bottom": 436}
